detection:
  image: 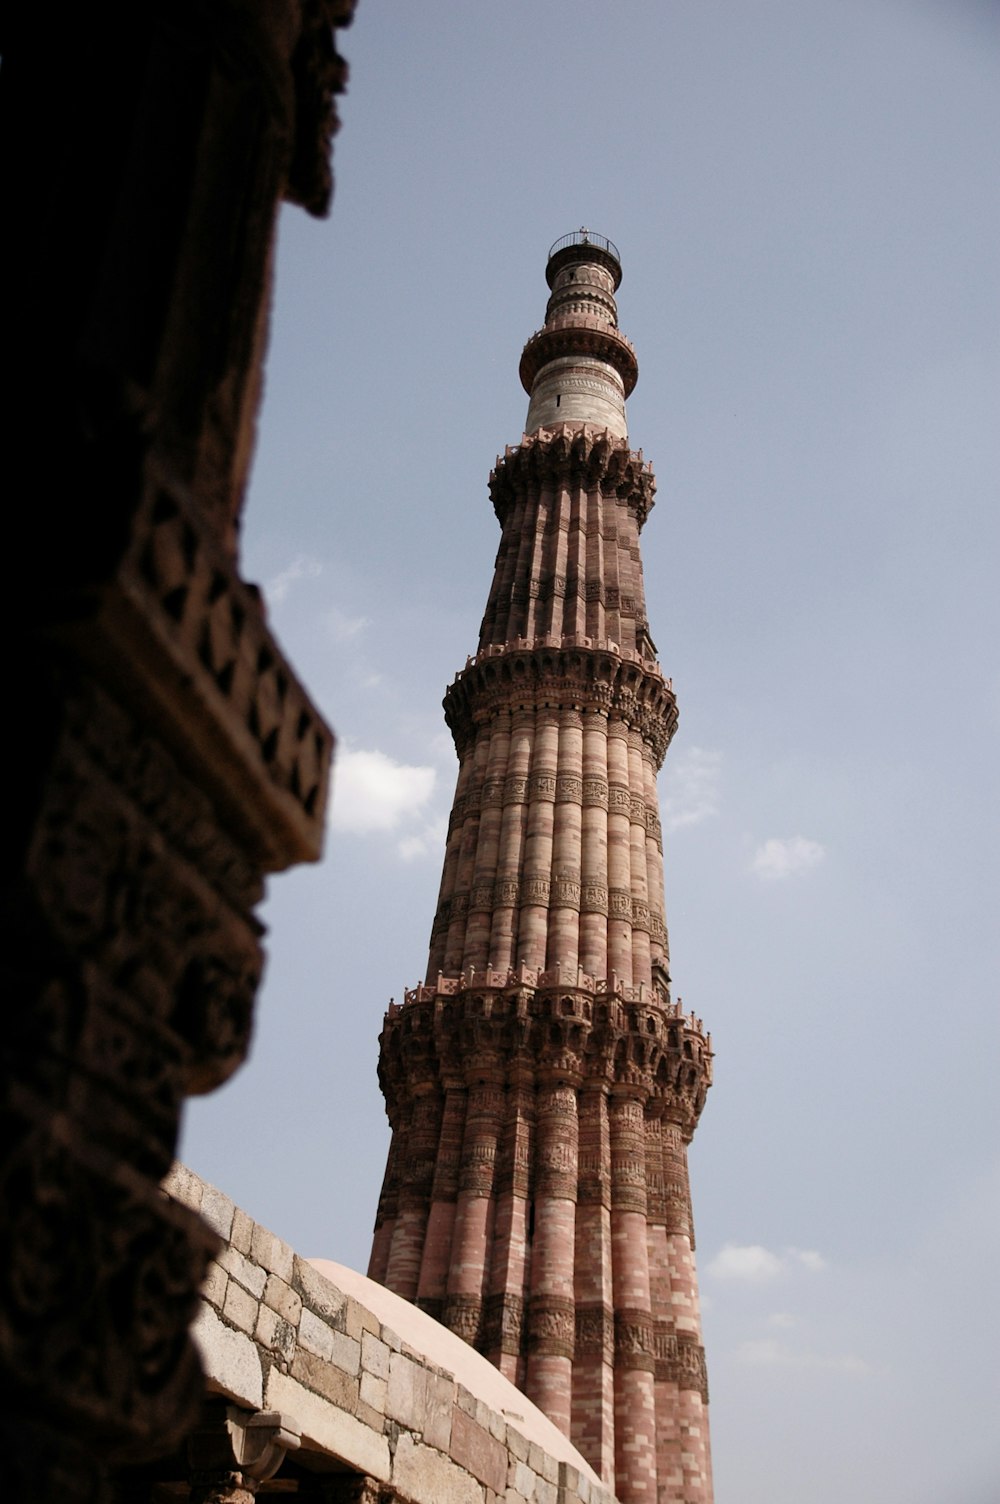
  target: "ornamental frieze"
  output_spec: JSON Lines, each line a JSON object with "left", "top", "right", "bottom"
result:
{"left": 490, "top": 428, "right": 654, "bottom": 529}
{"left": 527, "top": 1295, "right": 576, "bottom": 1357}
{"left": 582, "top": 777, "right": 609, "bottom": 808}
{"left": 556, "top": 775, "right": 584, "bottom": 803}
{"left": 504, "top": 774, "right": 529, "bottom": 804}
{"left": 581, "top": 883, "right": 610, "bottom": 914}
{"left": 614, "top": 1309, "right": 656, "bottom": 1370}
{"left": 443, "top": 1295, "right": 482, "bottom": 1345}
{"left": 575, "top": 1303, "right": 615, "bottom": 1360}
{"left": 529, "top": 772, "right": 558, "bottom": 800}
{"left": 552, "top": 878, "right": 582, "bottom": 909}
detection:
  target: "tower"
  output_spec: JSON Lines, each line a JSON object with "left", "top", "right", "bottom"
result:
{"left": 370, "top": 233, "right": 714, "bottom": 1504}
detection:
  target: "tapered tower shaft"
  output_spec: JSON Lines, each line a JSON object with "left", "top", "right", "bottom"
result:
{"left": 371, "top": 233, "right": 714, "bottom": 1504}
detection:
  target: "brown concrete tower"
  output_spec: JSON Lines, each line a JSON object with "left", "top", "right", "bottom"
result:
{"left": 370, "top": 232, "right": 714, "bottom": 1504}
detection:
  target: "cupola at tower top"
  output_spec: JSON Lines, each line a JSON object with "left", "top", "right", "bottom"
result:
{"left": 520, "top": 228, "right": 638, "bottom": 440}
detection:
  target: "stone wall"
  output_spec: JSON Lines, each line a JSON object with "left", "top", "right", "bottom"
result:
{"left": 164, "top": 1165, "right": 618, "bottom": 1504}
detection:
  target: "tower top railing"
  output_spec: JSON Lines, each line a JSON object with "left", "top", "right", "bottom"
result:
{"left": 548, "top": 228, "right": 621, "bottom": 265}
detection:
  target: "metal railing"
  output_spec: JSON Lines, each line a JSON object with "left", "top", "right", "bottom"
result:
{"left": 547, "top": 227, "right": 620, "bottom": 263}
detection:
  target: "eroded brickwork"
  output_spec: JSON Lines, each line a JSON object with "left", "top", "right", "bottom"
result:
{"left": 371, "top": 237, "right": 714, "bottom": 1504}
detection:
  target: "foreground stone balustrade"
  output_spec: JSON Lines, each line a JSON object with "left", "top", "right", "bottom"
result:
{"left": 138, "top": 1166, "right": 615, "bottom": 1504}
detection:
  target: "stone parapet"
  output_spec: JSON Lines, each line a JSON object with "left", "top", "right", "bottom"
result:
{"left": 151, "top": 1167, "right": 615, "bottom": 1504}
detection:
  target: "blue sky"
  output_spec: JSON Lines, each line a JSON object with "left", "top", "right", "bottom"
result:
{"left": 182, "top": 4, "right": 1000, "bottom": 1500}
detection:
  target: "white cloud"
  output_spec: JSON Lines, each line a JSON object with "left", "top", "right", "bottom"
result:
{"left": 330, "top": 748, "right": 436, "bottom": 834}
{"left": 751, "top": 834, "right": 826, "bottom": 881}
{"left": 325, "top": 605, "right": 371, "bottom": 642}
{"left": 767, "top": 1311, "right": 796, "bottom": 1329}
{"left": 265, "top": 553, "right": 323, "bottom": 604}
{"left": 735, "top": 1338, "right": 870, "bottom": 1375}
{"left": 707, "top": 1243, "right": 785, "bottom": 1282}
{"left": 790, "top": 1247, "right": 828, "bottom": 1273}
{"left": 663, "top": 746, "right": 722, "bottom": 832}
{"left": 398, "top": 814, "right": 449, "bottom": 862}
{"left": 707, "top": 1243, "right": 830, "bottom": 1282}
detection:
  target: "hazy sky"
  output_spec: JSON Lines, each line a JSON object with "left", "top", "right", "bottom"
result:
{"left": 181, "top": 5, "right": 1000, "bottom": 1501}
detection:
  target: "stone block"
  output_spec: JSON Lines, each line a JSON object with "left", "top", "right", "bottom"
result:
{"left": 223, "top": 1279, "right": 260, "bottom": 1335}
{"left": 507, "top": 1428, "right": 529, "bottom": 1463}
{"left": 230, "top": 1207, "right": 254, "bottom": 1254}
{"left": 362, "top": 1330, "right": 390, "bottom": 1379}
{"left": 355, "top": 1396, "right": 385, "bottom": 1432}
{"left": 200, "top": 1184, "right": 236, "bottom": 1240}
{"left": 293, "top": 1257, "right": 346, "bottom": 1326}
{"left": 425, "top": 1371, "right": 458, "bottom": 1451}
{"left": 162, "top": 1162, "right": 204, "bottom": 1211}
{"left": 298, "top": 1308, "right": 336, "bottom": 1362}
{"left": 392, "top": 1433, "right": 485, "bottom": 1504}
{"left": 382, "top": 1324, "right": 403, "bottom": 1352}
{"left": 291, "top": 1347, "right": 359, "bottom": 1411}
{"left": 219, "top": 1244, "right": 267, "bottom": 1298}
{"left": 345, "top": 1294, "right": 382, "bottom": 1342}
{"left": 449, "top": 1407, "right": 509, "bottom": 1494}
{"left": 201, "top": 1261, "right": 228, "bottom": 1309}
{"left": 534, "top": 1481, "right": 557, "bottom": 1504}
{"left": 255, "top": 1305, "right": 297, "bottom": 1364}
{"left": 513, "top": 1461, "right": 536, "bottom": 1500}
{"left": 360, "top": 1370, "right": 387, "bottom": 1414}
{"left": 330, "top": 1329, "right": 362, "bottom": 1377}
{"left": 264, "top": 1272, "right": 302, "bottom": 1326}
{"left": 252, "top": 1223, "right": 295, "bottom": 1282}
{"left": 266, "top": 1369, "right": 390, "bottom": 1479}
{"left": 192, "top": 1303, "right": 262, "bottom": 1408}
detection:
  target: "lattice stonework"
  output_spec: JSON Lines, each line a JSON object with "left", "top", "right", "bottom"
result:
{"left": 370, "top": 237, "right": 715, "bottom": 1504}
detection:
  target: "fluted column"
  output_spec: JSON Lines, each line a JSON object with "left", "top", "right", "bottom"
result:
{"left": 428, "top": 749, "right": 475, "bottom": 977}
{"left": 465, "top": 715, "right": 512, "bottom": 969}
{"left": 573, "top": 1080, "right": 615, "bottom": 1482}
{"left": 490, "top": 710, "right": 533, "bottom": 971}
{"left": 548, "top": 712, "right": 583, "bottom": 970}
{"left": 383, "top": 1083, "right": 442, "bottom": 1299}
{"left": 628, "top": 728, "right": 652, "bottom": 987}
{"left": 416, "top": 1079, "right": 467, "bottom": 1320}
{"left": 519, "top": 708, "right": 559, "bottom": 967}
{"left": 610, "top": 1089, "right": 657, "bottom": 1504}
{"left": 607, "top": 723, "right": 634, "bottom": 984}
{"left": 580, "top": 713, "right": 611, "bottom": 977}
{"left": 526, "top": 1079, "right": 579, "bottom": 1434}
{"left": 642, "top": 742, "right": 669, "bottom": 978}
{"left": 484, "top": 1073, "right": 534, "bottom": 1383}
{"left": 444, "top": 1077, "right": 504, "bottom": 1342}
{"left": 663, "top": 1121, "right": 712, "bottom": 1504}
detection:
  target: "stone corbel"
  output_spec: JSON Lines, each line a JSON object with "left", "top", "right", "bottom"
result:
{"left": 188, "top": 1406, "right": 301, "bottom": 1487}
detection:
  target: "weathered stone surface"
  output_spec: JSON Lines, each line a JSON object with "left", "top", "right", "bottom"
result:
{"left": 191, "top": 1304, "right": 263, "bottom": 1409}
{"left": 451, "top": 1406, "right": 509, "bottom": 1494}
{"left": 393, "top": 1434, "right": 486, "bottom": 1504}
{"left": 265, "top": 1370, "right": 391, "bottom": 1480}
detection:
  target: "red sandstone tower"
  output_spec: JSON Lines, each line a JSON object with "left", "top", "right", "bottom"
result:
{"left": 370, "top": 232, "right": 714, "bottom": 1504}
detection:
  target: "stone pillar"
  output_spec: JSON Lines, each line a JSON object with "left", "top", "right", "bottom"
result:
{"left": 444, "top": 1077, "right": 503, "bottom": 1343}
{"left": 548, "top": 712, "right": 583, "bottom": 971}
{"left": 465, "top": 715, "right": 512, "bottom": 969}
{"left": 526, "top": 1080, "right": 579, "bottom": 1435}
{"left": 628, "top": 728, "right": 653, "bottom": 988}
{"left": 484, "top": 1072, "right": 534, "bottom": 1383}
{"left": 580, "top": 712, "right": 610, "bottom": 978}
{"left": 606, "top": 723, "right": 634, "bottom": 984}
{"left": 384, "top": 1082, "right": 442, "bottom": 1300}
{"left": 609, "top": 1091, "right": 657, "bottom": 1504}
{"left": 415, "top": 1078, "right": 466, "bottom": 1321}
{"left": 519, "top": 709, "right": 558, "bottom": 968}
{"left": 573, "top": 1080, "right": 615, "bottom": 1483}
{"left": 489, "top": 709, "right": 533, "bottom": 972}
